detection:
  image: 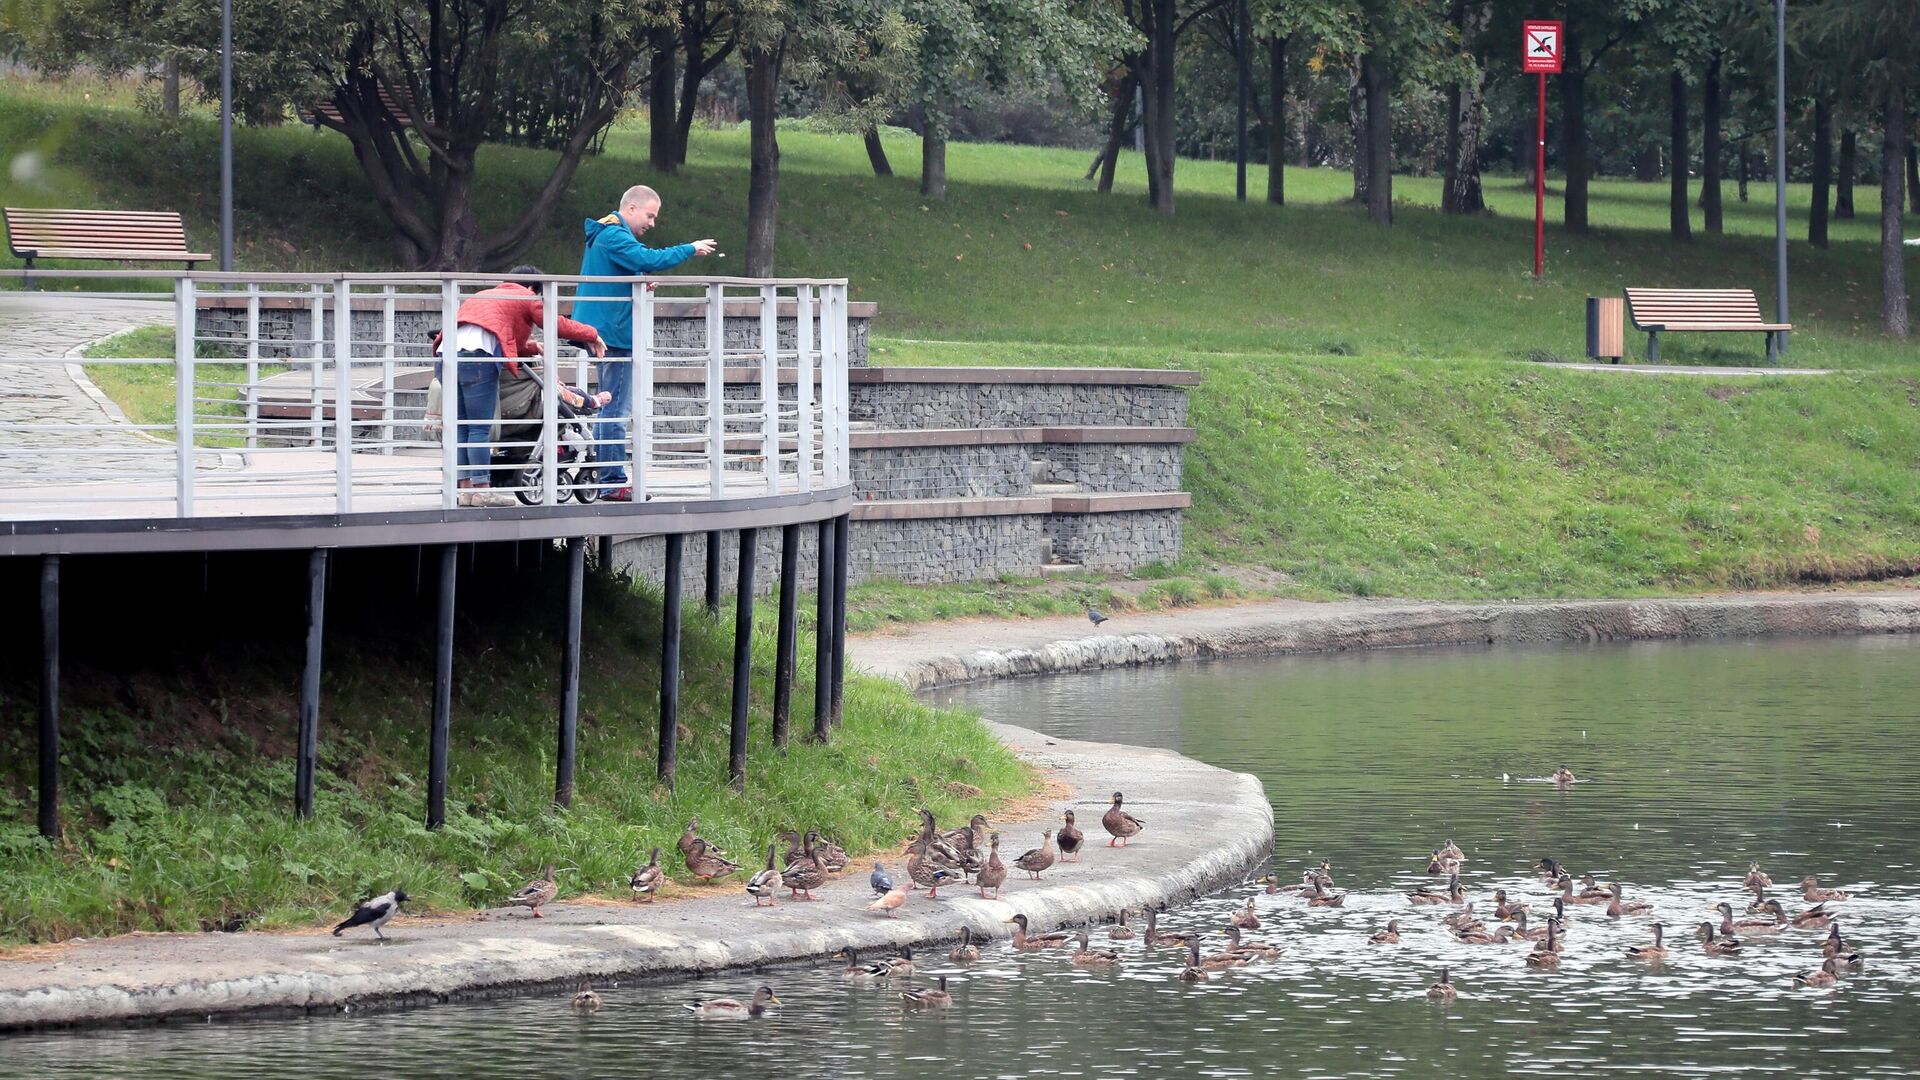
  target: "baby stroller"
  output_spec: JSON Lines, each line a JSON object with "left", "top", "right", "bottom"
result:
{"left": 490, "top": 361, "right": 602, "bottom": 505}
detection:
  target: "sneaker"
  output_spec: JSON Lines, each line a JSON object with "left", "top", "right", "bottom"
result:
{"left": 458, "top": 489, "right": 516, "bottom": 508}
{"left": 602, "top": 486, "right": 633, "bottom": 503}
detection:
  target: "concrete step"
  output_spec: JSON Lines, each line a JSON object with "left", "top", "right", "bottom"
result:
{"left": 1037, "top": 561, "right": 1086, "bottom": 577}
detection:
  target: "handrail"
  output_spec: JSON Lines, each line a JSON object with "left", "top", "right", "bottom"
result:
{"left": 0, "top": 268, "right": 853, "bottom": 286}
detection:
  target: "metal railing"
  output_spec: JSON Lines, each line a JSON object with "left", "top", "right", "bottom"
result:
{"left": 0, "top": 270, "right": 851, "bottom": 521}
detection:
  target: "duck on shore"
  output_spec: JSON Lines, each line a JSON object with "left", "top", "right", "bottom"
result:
{"left": 1103, "top": 791, "right": 1145, "bottom": 847}
{"left": 505, "top": 865, "right": 559, "bottom": 918}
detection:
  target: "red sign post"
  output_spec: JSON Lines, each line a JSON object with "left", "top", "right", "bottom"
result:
{"left": 1523, "top": 20, "right": 1562, "bottom": 278}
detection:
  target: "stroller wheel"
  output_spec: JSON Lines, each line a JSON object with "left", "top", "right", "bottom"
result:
{"left": 513, "top": 467, "right": 543, "bottom": 506}
{"left": 573, "top": 471, "right": 600, "bottom": 504}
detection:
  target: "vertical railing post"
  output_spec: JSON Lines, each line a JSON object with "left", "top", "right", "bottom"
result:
{"left": 380, "top": 285, "right": 397, "bottom": 452}
{"left": 308, "top": 283, "right": 325, "bottom": 448}
{"left": 541, "top": 278, "right": 561, "bottom": 505}
{"left": 772, "top": 522, "right": 799, "bottom": 751}
{"left": 439, "top": 279, "right": 460, "bottom": 509}
{"left": 728, "top": 527, "right": 757, "bottom": 791}
{"left": 37, "top": 554, "right": 60, "bottom": 839}
{"left": 557, "top": 536, "right": 585, "bottom": 807}
{"left": 706, "top": 532, "right": 722, "bottom": 612}
{"left": 634, "top": 281, "right": 653, "bottom": 501}
{"left": 831, "top": 510, "right": 850, "bottom": 727}
{"left": 830, "top": 285, "right": 850, "bottom": 486}
{"left": 428, "top": 543, "right": 455, "bottom": 829}
{"left": 174, "top": 276, "right": 196, "bottom": 517}
{"left": 794, "top": 284, "right": 813, "bottom": 492}
{"left": 659, "top": 533, "right": 684, "bottom": 788}
{"left": 244, "top": 282, "right": 260, "bottom": 448}
{"left": 760, "top": 284, "right": 779, "bottom": 493}
{"left": 296, "top": 547, "right": 329, "bottom": 820}
{"left": 333, "top": 276, "right": 354, "bottom": 512}
{"left": 812, "top": 516, "right": 835, "bottom": 743}
{"left": 706, "top": 281, "right": 726, "bottom": 498}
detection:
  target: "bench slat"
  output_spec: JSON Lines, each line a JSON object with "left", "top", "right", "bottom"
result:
{"left": 20, "top": 247, "right": 214, "bottom": 261}
{"left": 6, "top": 207, "right": 204, "bottom": 267}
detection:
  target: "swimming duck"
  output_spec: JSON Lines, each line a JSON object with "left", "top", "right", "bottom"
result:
{"left": 1369, "top": 920, "right": 1402, "bottom": 944}
{"left": 1110, "top": 910, "right": 1137, "bottom": 941}
{"left": 887, "top": 945, "right": 916, "bottom": 975}
{"left": 1305, "top": 880, "right": 1347, "bottom": 907}
{"left": 1309, "top": 860, "right": 1335, "bottom": 888}
{"left": 1605, "top": 883, "right": 1653, "bottom": 918}
{"left": 571, "top": 980, "right": 602, "bottom": 1011}
{"left": 1744, "top": 863, "right": 1773, "bottom": 891}
{"left": 684, "top": 985, "right": 779, "bottom": 1018}
{"left": 1793, "top": 957, "right": 1848, "bottom": 989}
{"left": 1072, "top": 929, "right": 1123, "bottom": 968}
{"left": 1454, "top": 924, "right": 1516, "bottom": 945}
{"left": 836, "top": 947, "right": 899, "bottom": 979}
{"left": 1006, "top": 913, "right": 1074, "bottom": 950}
{"left": 1493, "top": 889, "right": 1529, "bottom": 920}
{"left": 975, "top": 833, "right": 1008, "bottom": 899}
{"left": 746, "top": 843, "right": 785, "bottom": 907}
{"left": 1408, "top": 873, "right": 1463, "bottom": 906}
{"left": 865, "top": 880, "right": 909, "bottom": 917}
{"left": 1441, "top": 901, "right": 1486, "bottom": 934}
{"left": 1574, "top": 874, "right": 1613, "bottom": 900}
{"left": 1553, "top": 766, "right": 1576, "bottom": 787}
{"left": 900, "top": 976, "right": 955, "bottom": 1008}
{"left": 1178, "top": 942, "right": 1209, "bottom": 982}
{"left": 1535, "top": 857, "right": 1567, "bottom": 882}
{"left": 779, "top": 831, "right": 829, "bottom": 900}
{"left": 685, "top": 839, "right": 742, "bottom": 883}
{"left": 1013, "top": 829, "right": 1057, "bottom": 880}
{"left": 505, "top": 864, "right": 559, "bottom": 918}
{"left": 1822, "top": 922, "right": 1863, "bottom": 963}
{"left": 1223, "top": 924, "right": 1281, "bottom": 960}
{"left": 1102, "top": 791, "right": 1145, "bottom": 847}
{"left": 1144, "top": 909, "right": 1193, "bottom": 948}
{"left": 1557, "top": 875, "right": 1609, "bottom": 906}
{"left": 1786, "top": 901, "right": 1834, "bottom": 930}
{"left": 629, "top": 848, "right": 665, "bottom": 903}
{"left": 1196, "top": 940, "right": 1251, "bottom": 971}
{"left": 1534, "top": 916, "right": 1567, "bottom": 953}
{"left": 1745, "top": 884, "right": 1772, "bottom": 913}
{"left": 1715, "top": 900, "right": 1784, "bottom": 936}
{"left": 1698, "top": 921, "right": 1744, "bottom": 956}
{"left": 950, "top": 928, "right": 982, "bottom": 963}
{"left": 1800, "top": 876, "right": 1851, "bottom": 903}
{"left": 1525, "top": 923, "right": 1562, "bottom": 969}
{"left": 1231, "top": 899, "right": 1262, "bottom": 929}
{"left": 1426, "top": 851, "right": 1459, "bottom": 876}
{"left": 1057, "top": 810, "right": 1085, "bottom": 863}
{"left": 1626, "top": 922, "right": 1669, "bottom": 961}
{"left": 1426, "top": 967, "right": 1457, "bottom": 1001}
{"left": 1256, "top": 872, "right": 1312, "bottom": 895}
{"left": 1440, "top": 839, "right": 1465, "bottom": 862}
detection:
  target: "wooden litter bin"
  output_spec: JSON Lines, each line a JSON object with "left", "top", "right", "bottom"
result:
{"left": 1586, "top": 296, "right": 1624, "bottom": 362}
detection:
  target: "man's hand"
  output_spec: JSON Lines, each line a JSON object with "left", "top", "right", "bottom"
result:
{"left": 586, "top": 338, "right": 607, "bottom": 358}
{"left": 691, "top": 239, "right": 719, "bottom": 256}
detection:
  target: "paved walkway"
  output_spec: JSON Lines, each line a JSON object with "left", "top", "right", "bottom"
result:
{"left": 1555, "top": 362, "right": 1831, "bottom": 376}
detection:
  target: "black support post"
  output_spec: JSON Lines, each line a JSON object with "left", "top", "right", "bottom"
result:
{"left": 830, "top": 511, "right": 850, "bottom": 728}
{"left": 557, "top": 537, "right": 585, "bottom": 808}
{"left": 772, "top": 523, "right": 799, "bottom": 751}
{"left": 38, "top": 554, "right": 60, "bottom": 840}
{"left": 659, "top": 533, "right": 684, "bottom": 787}
{"left": 296, "top": 548, "right": 329, "bottom": 820}
{"left": 428, "top": 544, "right": 456, "bottom": 829}
{"left": 812, "top": 517, "right": 835, "bottom": 743}
{"left": 705, "top": 530, "right": 723, "bottom": 612}
{"left": 597, "top": 535, "right": 614, "bottom": 573}
{"left": 728, "top": 527, "right": 757, "bottom": 790}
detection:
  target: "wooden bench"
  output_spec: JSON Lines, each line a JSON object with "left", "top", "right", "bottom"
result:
{"left": 1624, "top": 287, "right": 1792, "bottom": 363}
{"left": 5, "top": 208, "right": 211, "bottom": 285}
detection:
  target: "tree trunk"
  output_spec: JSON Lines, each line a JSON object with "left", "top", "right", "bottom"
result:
{"left": 1362, "top": 50, "right": 1392, "bottom": 225}
{"left": 1442, "top": 0, "right": 1487, "bottom": 214}
{"left": 1088, "top": 70, "right": 1135, "bottom": 193}
{"left": 745, "top": 42, "right": 783, "bottom": 277}
{"left": 1810, "top": 98, "right": 1832, "bottom": 249}
{"left": 1348, "top": 63, "right": 1368, "bottom": 203}
{"left": 1633, "top": 144, "right": 1661, "bottom": 182}
{"left": 1738, "top": 139, "right": 1750, "bottom": 200}
{"left": 862, "top": 127, "right": 893, "bottom": 177}
{"left": 1908, "top": 142, "right": 1919, "bottom": 214}
{"left": 1266, "top": 36, "right": 1286, "bottom": 205}
{"left": 1700, "top": 54, "right": 1723, "bottom": 233}
{"left": 1139, "top": 0, "right": 1177, "bottom": 215}
{"left": 1836, "top": 128, "right": 1856, "bottom": 218}
{"left": 1882, "top": 78, "right": 1909, "bottom": 337}
{"left": 1670, "top": 70, "right": 1691, "bottom": 241}
{"left": 1560, "top": 32, "right": 1589, "bottom": 233}
{"left": 648, "top": 27, "right": 678, "bottom": 174}
{"left": 920, "top": 123, "right": 946, "bottom": 199}
{"left": 162, "top": 56, "right": 180, "bottom": 118}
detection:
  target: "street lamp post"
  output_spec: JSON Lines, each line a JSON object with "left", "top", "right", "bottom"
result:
{"left": 220, "top": 0, "right": 233, "bottom": 271}
{"left": 1773, "top": 0, "right": 1788, "bottom": 356}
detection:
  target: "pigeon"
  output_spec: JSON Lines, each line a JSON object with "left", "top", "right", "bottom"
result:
{"left": 333, "top": 889, "right": 408, "bottom": 941}
{"left": 870, "top": 860, "right": 894, "bottom": 897}
{"left": 1086, "top": 607, "right": 1109, "bottom": 627}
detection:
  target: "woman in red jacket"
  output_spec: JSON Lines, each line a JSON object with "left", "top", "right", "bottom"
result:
{"left": 436, "top": 266, "right": 605, "bottom": 507}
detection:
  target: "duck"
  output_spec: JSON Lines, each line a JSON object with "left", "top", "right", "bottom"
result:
{"left": 1013, "top": 829, "right": 1057, "bottom": 880}
{"left": 1605, "top": 883, "right": 1653, "bottom": 918}
{"left": 1493, "top": 889, "right": 1529, "bottom": 920}
{"left": 685, "top": 838, "right": 742, "bottom": 883}
{"left": 1535, "top": 857, "right": 1567, "bottom": 882}
{"left": 1426, "top": 967, "right": 1457, "bottom": 1001}
{"left": 1144, "top": 909, "right": 1193, "bottom": 948}
{"left": 950, "top": 928, "right": 982, "bottom": 964}
{"left": 907, "top": 842, "right": 964, "bottom": 899}
{"left": 1231, "top": 898, "right": 1262, "bottom": 930}
{"left": 1196, "top": 940, "right": 1251, "bottom": 971}
{"left": 1072, "top": 929, "right": 1123, "bottom": 968}
{"left": 1369, "top": 920, "right": 1402, "bottom": 945}
{"left": 1408, "top": 873, "right": 1463, "bottom": 906}
{"left": 938, "top": 814, "right": 989, "bottom": 856}
{"left": 1745, "top": 884, "right": 1772, "bottom": 913}
{"left": 835, "top": 947, "right": 900, "bottom": 979}
{"left": 1525, "top": 922, "right": 1562, "bottom": 969}
{"left": 677, "top": 817, "right": 723, "bottom": 860}
{"left": 1057, "top": 810, "right": 1085, "bottom": 863}
{"left": 1557, "top": 875, "right": 1609, "bottom": 906}
{"left": 505, "top": 864, "right": 559, "bottom": 918}
{"left": 745, "top": 843, "right": 785, "bottom": 908}
{"left": 781, "top": 829, "right": 849, "bottom": 875}
{"left": 1308, "top": 860, "right": 1336, "bottom": 888}
{"left": 1178, "top": 942, "right": 1209, "bottom": 982}
{"left": 1256, "top": 872, "right": 1312, "bottom": 895}
{"left": 1801, "top": 875, "right": 1851, "bottom": 903}
{"left": 1553, "top": 766, "right": 1576, "bottom": 787}
{"left": 629, "top": 848, "right": 665, "bottom": 903}
{"left": 1822, "top": 922, "right": 1863, "bottom": 963}
{"left": 886, "top": 945, "right": 916, "bottom": 975}
{"left": 1574, "top": 874, "right": 1613, "bottom": 901}
{"left": 1305, "top": 879, "right": 1347, "bottom": 907}
{"left": 1223, "top": 924, "right": 1281, "bottom": 960}
{"left": 1454, "top": 924, "right": 1516, "bottom": 945}
{"left": 900, "top": 975, "right": 955, "bottom": 1008}
{"left": 1793, "top": 957, "right": 1848, "bottom": 989}
{"left": 1110, "top": 910, "right": 1137, "bottom": 941}
{"left": 1715, "top": 899, "right": 1784, "bottom": 936}
{"left": 779, "top": 831, "right": 829, "bottom": 900}
{"left": 1102, "top": 791, "right": 1145, "bottom": 847}
{"left": 1425, "top": 851, "right": 1460, "bottom": 876}
{"left": 975, "top": 833, "right": 1008, "bottom": 899}
{"left": 1440, "top": 839, "right": 1465, "bottom": 862}
{"left": 684, "top": 985, "right": 779, "bottom": 1018}
{"left": 1786, "top": 901, "right": 1834, "bottom": 930}
{"left": 571, "top": 979, "right": 602, "bottom": 1011}
{"left": 865, "top": 880, "right": 909, "bottom": 918}
{"left": 1744, "top": 862, "right": 1773, "bottom": 891}
{"left": 1441, "top": 901, "right": 1485, "bottom": 934}
{"left": 1533, "top": 917, "right": 1567, "bottom": 953}
{"left": 906, "top": 808, "right": 969, "bottom": 873}
{"left": 1005, "top": 913, "right": 1074, "bottom": 950}
{"left": 1626, "top": 922, "right": 1669, "bottom": 961}
{"left": 1698, "top": 921, "right": 1743, "bottom": 956}
{"left": 1512, "top": 910, "right": 1548, "bottom": 941}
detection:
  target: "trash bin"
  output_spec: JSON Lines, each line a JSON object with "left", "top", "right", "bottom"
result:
{"left": 1585, "top": 296, "right": 1624, "bottom": 363}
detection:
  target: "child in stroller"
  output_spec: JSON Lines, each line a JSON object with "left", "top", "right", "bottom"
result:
{"left": 491, "top": 361, "right": 613, "bottom": 504}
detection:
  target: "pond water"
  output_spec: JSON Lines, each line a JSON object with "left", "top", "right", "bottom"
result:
{"left": 6, "top": 634, "right": 1919, "bottom": 1078}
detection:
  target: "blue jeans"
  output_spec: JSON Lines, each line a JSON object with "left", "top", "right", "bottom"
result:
{"left": 452, "top": 351, "right": 501, "bottom": 486}
{"left": 594, "top": 353, "right": 631, "bottom": 486}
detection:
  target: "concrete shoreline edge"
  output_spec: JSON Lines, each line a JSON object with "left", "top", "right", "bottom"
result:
{"left": 860, "top": 592, "right": 1920, "bottom": 691}
{"left": 0, "top": 720, "right": 1275, "bottom": 1032}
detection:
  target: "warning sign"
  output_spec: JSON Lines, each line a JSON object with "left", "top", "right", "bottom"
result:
{"left": 1523, "top": 20, "right": 1563, "bottom": 73}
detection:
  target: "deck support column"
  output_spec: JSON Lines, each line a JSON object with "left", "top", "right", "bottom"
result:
{"left": 830, "top": 512, "right": 850, "bottom": 728}
{"left": 812, "top": 517, "right": 836, "bottom": 742}
{"left": 659, "top": 533, "right": 683, "bottom": 788}
{"left": 296, "top": 548, "right": 329, "bottom": 820}
{"left": 556, "top": 537, "right": 585, "bottom": 808}
{"left": 597, "top": 535, "right": 614, "bottom": 573}
{"left": 772, "top": 523, "right": 799, "bottom": 751}
{"left": 705, "top": 530, "right": 723, "bottom": 612}
{"left": 428, "top": 544, "right": 455, "bottom": 829}
{"left": 728, "top": 528, "right": 757, "bottom": 790}
{"left": 38, "top": 554, "right": 60, "bottom": 839}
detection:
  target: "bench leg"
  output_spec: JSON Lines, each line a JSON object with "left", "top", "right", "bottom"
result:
{"left": 1765, "top": 332, "right": 1778, "bottom": 364}
{"left": 1646, "top": 331, "right": 1659, "bottom": 364}
{"left": 23, "top": 256, "right": 34, "bottom": 291}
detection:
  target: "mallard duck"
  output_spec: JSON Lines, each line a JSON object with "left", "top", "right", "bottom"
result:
{"left": 1454, "top": 924, "right": 1516, "bottom": 945}
{"left": 676, "top": 818, "right": 711, "bottom": 859}
{"left": 1534, "top": 916, "right": 1567, "bottom": 953}
{"left": 1408, "top": 873, "right": 1462, "bottom": 906}
{"left": 1574, "top": 874, "right": 1613, "bottom": 900}
{"left": 887, "top": 945, "right": 916, "bottom": 975}
{"left": 939, "top": 814, "right": 989, "bottom": 855}
{"left": 746, "top": 843, "right": 785, "bottom": 908}
{"left": 1005, "top": 913, "right": 1074, "bottom": 950}
{"left": 1223, "top": 924, "right": 1281, "bottom": 960}
{"left": 1013, "top": 829, "right": 1057, "bottom": 880}
{"left": 1535, "top": 857, "right": 1567, "bottom": 882}
{"left": 1493, "top": 889, "right": 1529, "bottom": 920}
{"left": 505, "top": 864, "right": 559, "bottom": 918}
{"left": 1525, "top": 924, "right": 1561, "bottom": 969}
{"left": 1716, "top": 899, "right": 1784, "bottom": 936}
{"left": 1102, "top": 791, "right": 1144, "bottom": 847}
{"left": 1441, "top": 901, "right": 1485, "bottom": 933}
{"left": 1231, "top": 898, "right": 1262, "bottom": 929}
{"left": 629, "top": 848, "right": 665, "bottom": 903}
{"left": 906, "top": 808, "right": 965, "bottom": 863}
{"left": 685, "top": 839, "right": 741, "bottom": 883}
{"left": 1745, "top": 884, "right": 1772, "bottom": 913}
{"left": 779, "top": 831, "right": 829, "bottom": 900}
{"left": 1605, "top": 883, "right": 1653, "bottom": 918}
{"left": 950, "top": 928, "right": 982, "bottom": 963}
{"left": 1557, "top": 875, "right": 1609, "bottom": 906}
{"left": 1144, "top": 909, "right": 1193, "bottom": 948}
{"left": 780, "top": 828, "right": 848, "bottom": 877}
{"left": 1178, "top": 942, "right": 1209, "bottom": 982}
{"left": 1627, "top": 922, "right": 1669, "bottom": 961}
{"left": 835, "top": 947, "right": 899, "bottom": 979}
{"left": 1801, "top": 875, "right": 1851, "bottom": 903}
{"left": 1305, "top": 880, "right": 1347, "bottom": 907}
{"left": 1308, "top": 860, "right": 1335, "bottom": 888}
{"left": 684, "top": 985, "right": 779, "bottom": 1018}
{"left": 907, "top": 844, "right": 964, "bottom": 899}
{"left": 866, "top": 880, "right": 909, "bottom": 918}
{"left": 1196, "top": 941, "right": 1250, "bottom": 971}
{"left": 975, "top": 833, "right": 1008, "bottom": 899}
{"left": 1110, "top": 910, "right": 1136, "bottom": 940}
{"left": 1368, "top": 919, "right": 1402, "bottom": 944}
{"left": 1787, "top": 901, "right": 1834, "bottom": 930}
{"left": 1698, "top": 921, "right": 1743, "bottom": 956}
{"left": 1793, "top": 957, "right": 1848, "bottom": 988}
{"left": 1512, "top": 909, "right": 1560, "bottom": 942}
{"left": 571, "top": 979, "right": 602, "bottom": 1010}
{"left": 1425, "top": 851, "right": 1459, "bottom": 876}
{"left": 1440, "top": 839, "right": 1465, "bottom": 862}
{"left": 1822, "top": 922, "right": 1863, "bottom": 963}
{"left": 1744, "top": 862, "right": 1773, "bottom": 891}
{"left": 900, "top": 975, "right": 954, "bottom": 1008}
{"left": 1426, "top": 967, "right": 1457, "bottom": 1001}
{"left": 1072, "top": 929, "right": 1123, "bottom": 968}
{"left": 1057, "top": 810, "right": 1085, "bottom": 863}
{"left": 1553, "top": 766, "right": 1576, "bottom": 787}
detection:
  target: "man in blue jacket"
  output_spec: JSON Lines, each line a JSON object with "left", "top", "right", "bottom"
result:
{"left": 575, "top": 184, "right": 717, "bottom": 500}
